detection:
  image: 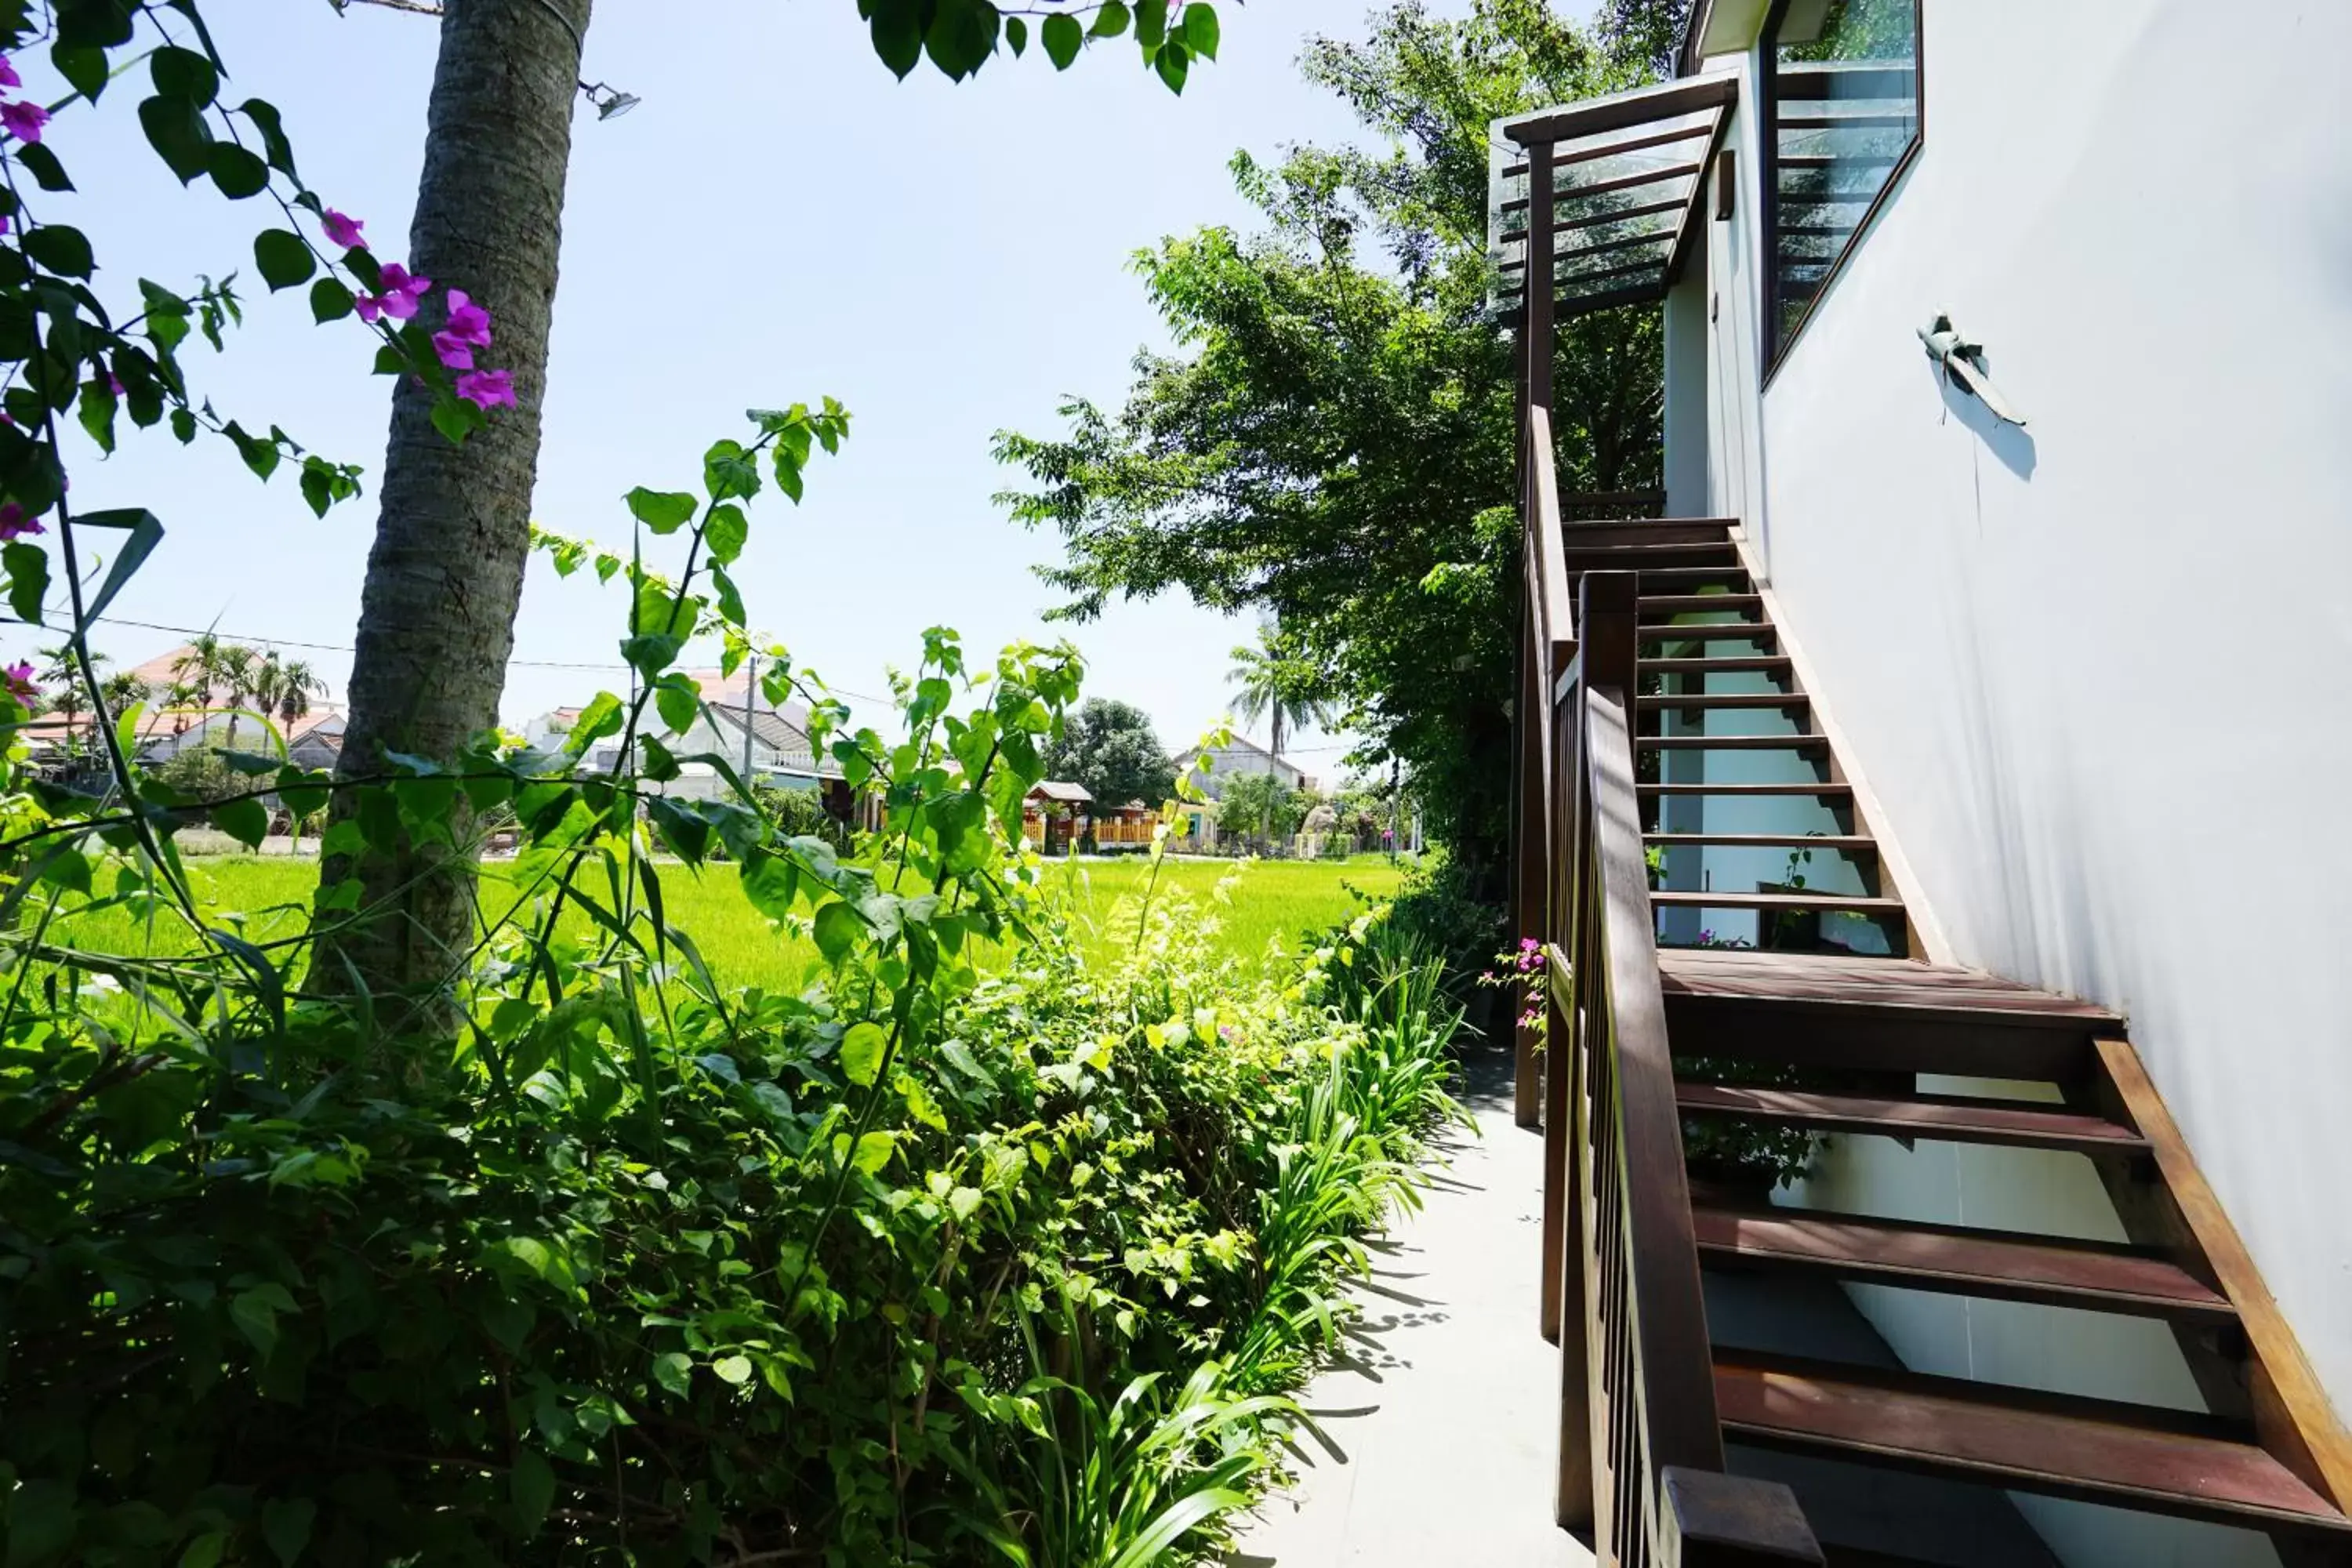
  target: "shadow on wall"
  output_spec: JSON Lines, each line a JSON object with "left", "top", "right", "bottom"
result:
{"left": 1928, "top": 356, "right": 2038, "bottom": 481}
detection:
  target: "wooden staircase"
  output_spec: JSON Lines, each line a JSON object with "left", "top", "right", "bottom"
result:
{"left": 1515, "top": 489, "right": 2352, "bottom": 1563}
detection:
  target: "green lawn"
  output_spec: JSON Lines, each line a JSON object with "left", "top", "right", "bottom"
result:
{"left": 52, "top": 851, "right": 1410, "bottom": 993}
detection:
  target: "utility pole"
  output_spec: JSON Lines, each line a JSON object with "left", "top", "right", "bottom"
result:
{"left": 742, "top": 651, "right": 758, "bottom": 791}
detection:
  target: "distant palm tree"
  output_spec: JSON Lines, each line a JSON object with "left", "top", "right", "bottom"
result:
{"left": 217, "top": 644, "right": 260, "bottom": 751}
{"left": 270, "top": 656, "right": 327, "bottom": 733}
{"left": 1226, "top": 630, "right": 1334, "bottom": 844}
{"left": 99, "top": 670, "right": 147, "bottom": 723}
{"left": 35, "top": 644, "right": 97, "bottom": 750}
{"left": 1226, "top": 633, "right": 1332, "bottom": 770}
{"left": 170, "top": 634, "right": 224, "bottom": 714}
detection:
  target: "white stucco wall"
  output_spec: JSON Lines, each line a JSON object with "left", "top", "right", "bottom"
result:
{"left": 1700, "top": 3, "right": 2352, "bottom": 1564}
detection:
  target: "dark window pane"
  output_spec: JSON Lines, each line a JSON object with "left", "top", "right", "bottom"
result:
{"left": 1764, "top": 0, "right": 1921, "bottom": 365}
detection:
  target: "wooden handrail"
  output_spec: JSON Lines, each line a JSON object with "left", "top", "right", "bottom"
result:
{"left": 1545, "top": 568, "right": 1823, "bottom": 1565}
{"left": 1526, "top": 404, "right": 1578, "bottom": 670}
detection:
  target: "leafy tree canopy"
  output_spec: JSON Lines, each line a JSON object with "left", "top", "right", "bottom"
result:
{"left": 1217, "top": 768, "right": 1312, "bottom": 840}
{"left": 1042, "top": 695, "right": 1176, "bottom": 808}
{"left": 996, "top": 0, "right": 1683, "bottom": 892}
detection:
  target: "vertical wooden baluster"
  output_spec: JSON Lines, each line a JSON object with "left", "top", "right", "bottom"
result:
{"left": 1554, "top": 677, "right": 1595, "bottom": 1530}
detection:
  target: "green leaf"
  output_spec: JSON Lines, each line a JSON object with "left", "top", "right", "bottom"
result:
{"left": 624, "top": 486, "right": 698, "bottom": 534}
{"left": 5, "top": 539, "right": 49, "bottom": 624}
{"left": 207, "top": 143, "right": 270, "bottom": 199}
{"left": 568, "top": 691, "right": 625, "bottom": 754}
{"left": 846, "top": 1131, "right": 895, "bottom": 1174}
{"left": 510, "top": 1447, "right": 555, "bottom": 1539}
{"left": 949, "top": 1185, "right": 984, "bottom": 1221}
{"left": 77, "top": 506, "right": 163, "bottom": 622}
{"left": 712, "top": 1353, "right": 753, "bottom": 1386}
{"left": 813, "top": 900, "right": 864, "bottom": 965}
{"left": 702, "top": 438, "right": 760, "bottom": 502}
{"left": 652, "top": 1351, "right": 692, "bottom": 1397}
{"left": 137, "top": 93, "right": 212, "bottom": 183}
{"left": 646, "top": 795, "right": 711, "bottom": 863}
{"left": 840, "top": 1020, "right": 887, "bottom": 1087}
{"left": 78, "top": 376, "right": 117, "bottom": 453}
{"left": 260, "top": 1496, "right": 314, "bottom": 1568}
{"left": 1154, "top": 39, "right": 1189, "bottom": 93}
{"left": 1042, "top": 12, "right": 1082, "bottom": 68}
{"left": 212, "top": 795, "right": 268, "bottom": 848}
{"left": 308, "top": 277, "right": 353, "bottom": 322}
{"left": 1004, "top": 15, "right": 1028, "bottom": 56}
{"left": 250, "top": 231, "right": 315, "bottom": 292}
{"left": 23, "top": 223, "right": 93, "bottom": 278}
{"left": 430, "top": 393, "right": 484, "bottom": 445}
{"left": 653, "top": 673, "right": 699, "bottom": 735}
{"left": 1135, "top": 0, "right": 1167, "bottom": 48}
{"left": 869, "top": 0, "right": 923, "bottom": 77}
{"left": 704, "top": 502, "right": 748, "bottom": 565}
{"left": 230, "top": 1281, "right": 297, "bottom": 1358}
{"left": 6, "top": 1479, "right": 78, "bottom": 1565}
{"left": 16, "top": 142, "right": 73, "bottom": 192}
{"left": 620, "top": 632, "right": 683, "bottom": 679}
{"left": 1183, "top": 2, "right": 1219, "bottom": 59}
{"left": 1091, "top": 0, "right": 1131, "bottom": 37}
{"left": 151, "top": 44, "right": 219, "bottom": 106}
{"left": 237, "top": 97, "right": 298, "bottom": 177}
{"left": 53, "top": 43, "right": 108, "bottom": 103}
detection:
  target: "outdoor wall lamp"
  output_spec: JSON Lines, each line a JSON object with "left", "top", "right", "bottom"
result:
{"left": 1918, "top": 310, "right": 2027, "bottom": 426}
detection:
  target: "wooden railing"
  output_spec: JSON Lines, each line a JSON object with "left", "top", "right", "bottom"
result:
{"left": 1519, "top": 527, "right": 1821, "bottom": 1563}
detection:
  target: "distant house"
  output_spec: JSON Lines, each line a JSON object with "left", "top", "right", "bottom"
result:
{"left": 1171, "top": 735, "right": 1316, "bottom": 800}
{"left": 1022, "top": 780, "right": 1092, "bottom": 855}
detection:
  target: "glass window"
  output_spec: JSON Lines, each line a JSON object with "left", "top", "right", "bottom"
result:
{"left": 1762, "top": 0, "right": 1922, "bottom": 368}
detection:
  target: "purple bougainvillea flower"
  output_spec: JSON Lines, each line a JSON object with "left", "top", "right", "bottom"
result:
{"left": 431, "top": 331, "right": 474, "bottom": 371}
{"left": 2, "top": 659, "right": 35, "bottom": 704}
{"left": 442, "top": 289, "right": 492, "bottom": 346}
{"left": 322, "top": 209, "right": 366, "bottom": 249}
{"left": 0, "top": 503, "right": 42, "bottom": 541}
{"left": 353, "top": 292, "right": 383, "bottom": 325}
{"left": 371, "top": 263, "right": 432, "bottom": 321}
{"left": 0, "top": 57, "right": 20, "bottom": 89}
{"left": 456, "top": 368, "right": 516, "bottom": 410}
{"left": 1, "top": 100, "right": 49, "bottom": 144}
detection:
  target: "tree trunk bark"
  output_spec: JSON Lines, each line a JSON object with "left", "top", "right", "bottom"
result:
{"left": 316, "top": 0, "right": 590, "bottom": 1020}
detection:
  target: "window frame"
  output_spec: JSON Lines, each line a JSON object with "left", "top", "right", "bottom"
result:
{"left": 1759, "top": 0, "right": 1926, "bottom": 384}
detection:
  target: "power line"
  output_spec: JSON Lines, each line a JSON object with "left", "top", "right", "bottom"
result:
{"left": 75, "top": 615, "right": 897, "bottom": 702}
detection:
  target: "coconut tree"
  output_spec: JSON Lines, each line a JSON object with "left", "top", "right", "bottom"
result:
{"left": 1227, "top": 630, "right": 1334, "bottom": 844}
{"left": 216, "top": 644, "right": 260, "bottom": 752}
{"left": 35, "top": 644, "right": 99, "bottom": 751}
{"left": 270, "top": 656, "right": 327, "bottom": 734}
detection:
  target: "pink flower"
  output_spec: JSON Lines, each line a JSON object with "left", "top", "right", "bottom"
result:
{"left": 456, "top": 368, "right": 515, "bottom": 410}
{"left": 430, "top": 331, "right": 474, "bottom": 370}
{"left": 1, "top": 100, "right": 49, "bottom": 144}
{"left": 322, "top": 209, "right": 365, "bottom": 249}
{"left": 0, "top": 503, "right": 43, "bottom": 541}
{"left": 358, "top": 263, "right": 432, "bottom": 324}
{"left": 2, "top": 659, "right": 35, "bottom": 705}
{"left": 0, "top": 57, "right": 20, "bottom": 90}
{"left": 442, "top": 288, "right": 492, "bottom": 346}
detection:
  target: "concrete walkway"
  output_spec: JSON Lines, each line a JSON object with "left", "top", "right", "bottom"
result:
{"left": 1230, "top": 1042, "right": 1595, "bottom": 1568}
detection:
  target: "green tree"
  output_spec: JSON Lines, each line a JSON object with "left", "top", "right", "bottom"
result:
{"left": 997, "top": 0, "right": 1676, "bottom": 895}
{"left": 1225, "top": 629, "right": 1331, "bottom": 765}
{"left": 1043, "top": 696, "right": 1177, "bottom": 811}
{"left": 1218, "top": 770, "right": 1308, "bottom": 842}
{"left": 321, "top": 0, "right": 1240, "bottom": 1011}
{"left": 34, "top": 644, "right": 102, "bottom": 746}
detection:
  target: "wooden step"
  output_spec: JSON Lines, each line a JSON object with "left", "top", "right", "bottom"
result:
{"left": 1641, "top": 782, "right": 1851, "bottom": 797}
{"left": 1693, "top": 1206, "right": 2236, "bottom": 1325}
{"left": 1675, "top": 1082, "right": 2147, "bottom": 1155}
{"left": 1552, "top": 521, "right": 1740, "bottom": 545}
{"left": 1715, "top": 1352, "right": 2352, "bottom": 1535}
{"left": 1657, "top": 951, "right": 2114, "bottom": 1080}
{"left": 1640, "top": 691, "right": 1810, "bottom": 711}
{"left": 1640, "top": 623, "right": 1777, "bottom": 644}
{"left": 1653, "top": 890, "right": 1900, "bottom": 916}
{"left": 1639, "top": 735, "right": 1829, "bottom": 752}
{"left": 1564, "top": 543, "right": 1741, "bottom": 568}
{"left": 1641, "top": 654, "right": 1794, "bottom": 675}
{"left": 1646, "top": 833, "right": 1875, "bottom": 852}
{"left": 1642, "top": 593, "right": 1765, "bottom": 616}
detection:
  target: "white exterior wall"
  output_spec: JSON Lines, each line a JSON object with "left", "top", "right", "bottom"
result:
{"left": 1690, "top": 5, "right": 2352, "bottom": 1565}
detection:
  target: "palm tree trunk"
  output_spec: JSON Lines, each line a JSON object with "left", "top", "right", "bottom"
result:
{"left": 316, "top": 0, "right": 591, "bottom": 1021}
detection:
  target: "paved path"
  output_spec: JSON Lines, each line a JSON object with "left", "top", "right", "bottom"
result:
{"left": 1229, "top": 1044, "right": 1596, "bottom": 1568}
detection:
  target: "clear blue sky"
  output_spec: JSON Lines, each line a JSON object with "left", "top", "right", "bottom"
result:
{"left": 6, "top": 1, "right": 1455, "bottom": 775}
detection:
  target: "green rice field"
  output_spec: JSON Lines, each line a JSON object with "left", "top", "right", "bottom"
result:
{"left": 49, "top": 851, "right": 1412, "bottom": 993}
